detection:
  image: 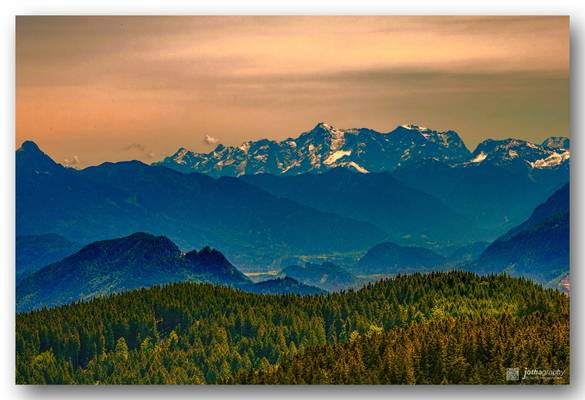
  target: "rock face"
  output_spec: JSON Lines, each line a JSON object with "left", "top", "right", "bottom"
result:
{"left": 157, "top": 123, "right": 570, "bottom": 177}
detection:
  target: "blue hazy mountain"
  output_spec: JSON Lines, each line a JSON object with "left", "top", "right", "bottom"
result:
{"left": 16, "top": 233, "right": 83, "bottom": 282}
{"left": 355, "top": 242, "right": 446, "bottom": 275}
{"left": 156, "top": 123, "right": 472, "bottom": 177}
{"left": 16, "top": 127, "right": 569, "bottom": 272}
{"left": 16, "top": 233, "right": 324, "bottom": 312}
{"left": 474, "top": 184, "right": 569, "bottom": 284}
{"left": 444, "top": 241, "right": 490, "bottom": 264}
{"left": 242, "top": 168, "right": 481, "bottom": 247}
{"left": 249, "top": 277, "right": 325, "bottom": 296}
{"left": 279, "top": 262, "right": 361, "bottom": 292}
{"left": 392, "top": 153, "right": 568, "bottom": 234}
{"left": 157, "top": 123, "right": 569, "bottom": 240}
{"left": 16, "top": 142, "right": 385, "bottom": 268}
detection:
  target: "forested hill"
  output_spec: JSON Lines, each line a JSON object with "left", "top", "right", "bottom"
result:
{"left": 241, "top": 312, "right": 568, "bottom": 384}
{"left": 16, "top": 271, "right": 568, "bottom": 384}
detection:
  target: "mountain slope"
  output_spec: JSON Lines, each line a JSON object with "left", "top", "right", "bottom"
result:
{"left": 17, "top": 232, "right": 331, "bottom": 312}
{"left": 355, "top": 242, "right": 446, "bottom": 275}
{"left": 474, "top": 184, "right": 569, "bottom": 284}
{"left": 392, "top": 158, "right": 568, "bottom": 234}
{"left": 280, "top": 262, "right": 361, "bottom": 292}
{"left": 242, "top": 312, "right": 568, "bottom": 384}
{"left": 242, "top": 168, "right": 479, "bottom": 246}
{"left": 156, "top": 122, "right": 471, "bottom": 177}
{"left": 16, "top": 142, "right": 385, "bottom": 268}
{"left": 16, "top": 271, "right": 569, "bottom": 384}
{"left": 16, "top": 232, "right": 252, "bottom": 312}
{"left": 248, "top": 277, "right": 325, "bottom": 295}
{"left": 16, "top": 233, "right": 82, "bottom": 281}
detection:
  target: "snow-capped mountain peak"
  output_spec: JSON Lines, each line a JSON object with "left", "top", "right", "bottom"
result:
{"left": 400, "top": 124, "right": 429, "bottom": 131}
{"left": 468, "top": 137, "right": 570, "bottom": 170}
{"left": 171, "top": 147, "right": 191, "bottom": 165}
{"left": 542, "top": 136, "right": 570, "bottom": 151}
{"left": 155, "top": 123, "right": 568, "bottom": 177}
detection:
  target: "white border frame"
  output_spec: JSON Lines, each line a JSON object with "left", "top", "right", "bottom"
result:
{"left": 1, "top": 1, "right": 582, "bottom": 399}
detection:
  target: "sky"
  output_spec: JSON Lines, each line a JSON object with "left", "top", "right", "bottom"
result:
{"left": 16, "top": 16, "right": 569, "bottom": 168}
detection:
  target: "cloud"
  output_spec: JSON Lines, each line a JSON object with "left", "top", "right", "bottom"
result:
{"left": 63, "top": 155, "right": 81, "bottom": 167}
{"left": 122, "top": 143, "right": 156, "bottom": 160}
{"left": 204, "top": 134, "right": 219, "bottom": 146}
{"left": 122, "top": 143, "right": 146, "bottom": 152}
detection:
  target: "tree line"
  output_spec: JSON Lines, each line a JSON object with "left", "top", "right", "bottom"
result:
{"left": 16, "top": 271, "right": 569, "bottom": 384}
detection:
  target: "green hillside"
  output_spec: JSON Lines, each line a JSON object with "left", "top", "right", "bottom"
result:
{"left": 16, "top": 271, "right": 568, "bottom": 384}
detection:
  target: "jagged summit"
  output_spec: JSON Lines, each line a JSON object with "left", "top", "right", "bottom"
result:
{"left": 542, "top": 136, "right": 570, "bottom": 151}
{"left": 399, "top": 124, "right": 430, "bottom": 131}
{"left": 315, "top": 122, "right": 333, "bottom": 129}
{"left": 156, "top": 122, "right": 472, "bottom": 177}
{"left": 468, "top": 137, "right": 570, "bottom": 169}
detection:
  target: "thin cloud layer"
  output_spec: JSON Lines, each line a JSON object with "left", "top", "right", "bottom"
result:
{"left": 204, "top": 135, "right": 219, "bottom": 146}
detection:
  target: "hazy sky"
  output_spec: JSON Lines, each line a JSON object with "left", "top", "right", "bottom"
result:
{"left": 16, "top": 16, "right": 569, "bottom": 168}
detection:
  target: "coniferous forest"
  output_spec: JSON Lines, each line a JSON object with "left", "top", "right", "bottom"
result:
{"left": 16, "top": 272, "right": 569, "bottom": 384}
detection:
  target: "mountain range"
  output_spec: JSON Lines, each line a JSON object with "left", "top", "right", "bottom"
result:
{"left": 391, "top": 157, "right": 568, "bottom": 233}
{"left": 16, "top": 141, "right": 385, "bottom": 269}
{"left": 159, "top": 122, "right": 569, "bottom": 236}
{"left": 16, "top": 122, "right": 569, "bottom": 273}
{"left": 16, "top": 232, "right": 323, "bottom": 312}
{"left": 157, "top": 122, "right": 569, "bottom": 177}
{"left": 241, "top": 168, "right": 482, "bottom": 246}
{"left": 473, "top": 184, "right": 569, "bottom": 284}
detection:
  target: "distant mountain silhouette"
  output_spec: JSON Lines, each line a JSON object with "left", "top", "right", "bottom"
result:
{"left": 392, "top": 157, "right": 568, "bottom": 234}
{"left": 16, "top": 232, "right": 250, "bottom": 311}
{"left": 474, "top": 184, "right": 569, "bottom": 284}
{"left": 248, "top": 277, "right": 325, "bottom": 295}
{"left": 280, "top": 262, "right": 361, "bottom": 292}
{"left": 356, "top": 242, "right": 446, "bottom": 275}
{"left": 16, "top": 142, "right": 385, "bottom": 268}
{"left": 242, "top": 168, "right": 481, "bottom": 247}
{"left": 16, "top": 232, "right": 328, "bottom": 312}
{"left": 445, "top": 241, "right": 490, "bottom": 264}
{"left": 16, "top": 233, "right": 83, "bottom": 282}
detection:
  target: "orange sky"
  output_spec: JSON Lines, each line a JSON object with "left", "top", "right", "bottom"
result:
{"left": 16, "top": 16, "right": 569, "bottom": 168}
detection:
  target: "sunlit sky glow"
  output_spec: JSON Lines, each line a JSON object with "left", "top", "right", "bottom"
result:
{"left": 16, "top": 16, "right": 569, "bottom": 167}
